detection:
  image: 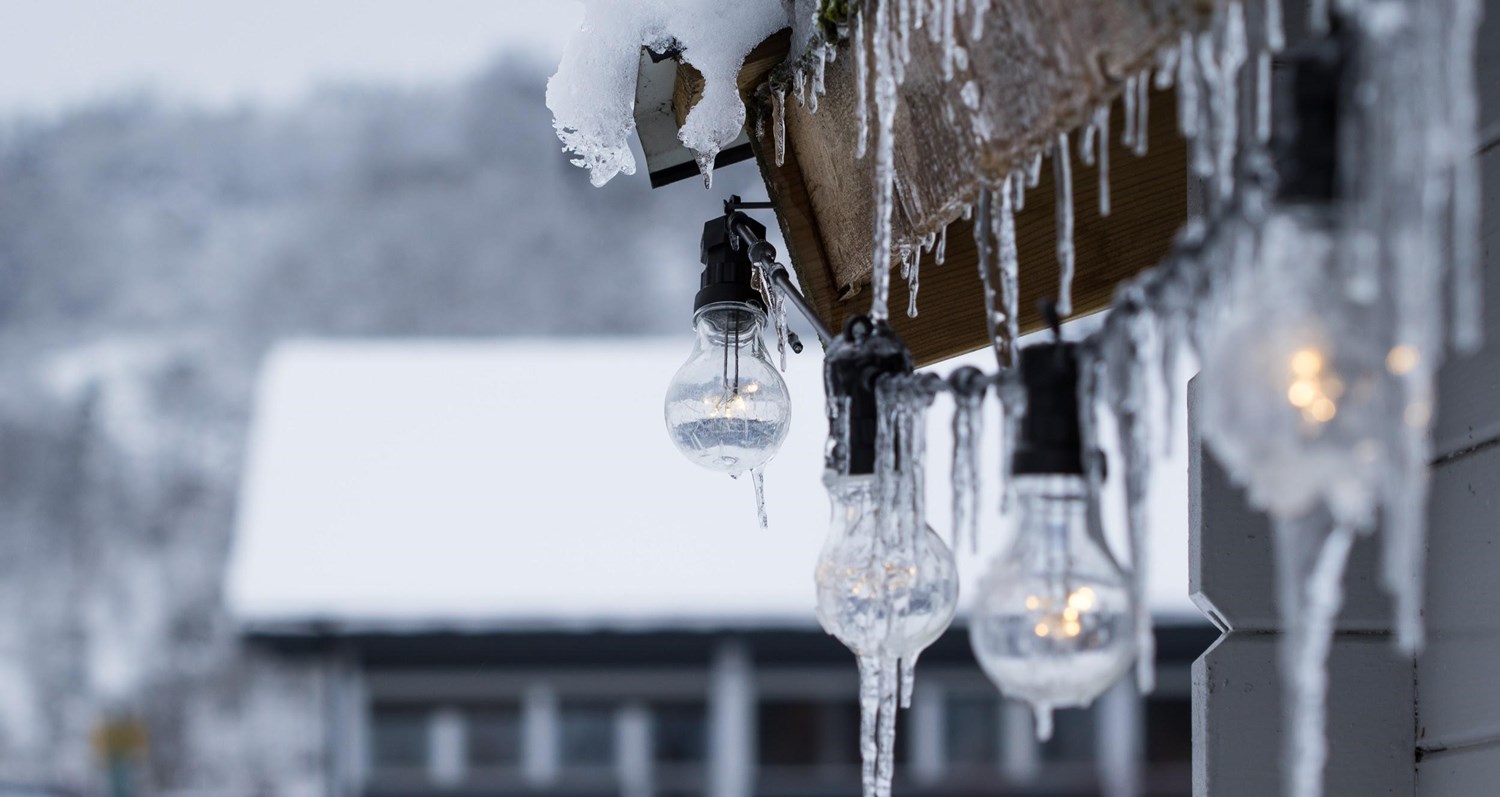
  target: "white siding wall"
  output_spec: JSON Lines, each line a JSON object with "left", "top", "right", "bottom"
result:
{"left": 1416, "top": 1, "right": 1500, "bottom": 788}
{"left": 1193, "top": 2, "right": 1500, "bottom": 793}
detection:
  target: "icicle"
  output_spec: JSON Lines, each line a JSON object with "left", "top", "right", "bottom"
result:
{"left": 1025, "top": 152, "right": 1043, "bottom": 187}
{"left": 1080, "top": 118, "right": 1098, "bottom": 167}
{"left": 899, "top": 655, "right": 918, "bottom": 710}
{"left": 1275, "top": 519, "right": 1356, "bottom": 797}
{"left": 1177, "top": 31, "right": 1200, "bottom": 139}
{"left": 858, "top": 656, "right": 881, "bottom": 797}
{"left": 1012, "top": 168, "right": 1027, "bottom": 212}
{"left": 1155, "top": 46, "right": 1179, "bottom": 90}
{"left": 773, "top": 87, "right": 787, "bottom": 167}
{"left": 1309, "top": 0, "right": 1330, "bottom": 35}
{"left": 908, "top": 244, "right": 922, "bottom": 318}
{"left": 1132, "top": 73, "right": 1150, "bottom": 157}
{"left": 854, "top": 9, "right": 870, "bottom": 159}
{"left": 793, "top": 68, "right": 807, "bottom": 107}
{"left": 1097, "top": 104, "right": 1112, "bottom": 217}
{"left": 1122, "top": 74, "right": 1138, "bottom": 149}
{"left": 935, "top": 224, "right": 948, "bottom": 265}
{"left": 1033, "top": 702, "right": 1054, "bottom": 742}
{"left": 1209, "top": 2, "right": 1248, "bottom": 200}
{"left": 894, "top": 0, "right": 911, "bottom": 80}
{"left": 752, "top": 467, "right": 768, "bottom": 528}
{"left": 970, "top": 0, "right": 990, "bottom": 41}
{"left": 996, "top": 178, "right": 1021, "bottom": 363}
{"left": 1054, "top": 133, "right": 1076, "bottom": 317}
{"left": 951, "top": 380, "right": 983, "bottom": 553}
{"left": 869, "top": 0, "right": 899, "bottom": 321}
{"left": 874, "top": 659, "right": 899, "bottom": 797}
{"left": 1106, "top": 304, "right": 1157, "bottom": 695}
{"left": 973, "top": 187, "right": 1000, "bottom": 359}
{"left": 940, "top": 0, "right": 958, "bottom": 79}
{"left": 1266, "top": 0, "right": 1286, "bottom": 52}
{"left": 1449, "top": 0, "right": 1483, "bottom": 352}
{"left": 1255, "top": 51, "right": 1272, "bottom": 145}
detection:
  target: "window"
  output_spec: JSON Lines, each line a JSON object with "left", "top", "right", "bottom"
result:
{"left": 466, "top": 704, "right": 522, "bottom": 768}
{"left": 1145, "top": 696, "right": 1193, "bottom": 764}
{"left": 653, "top": 701, "right": 707, "bottom": 765}
{"left": 1041, "top": 707, "right": 1095, "bottom": 764}
{"left": 758, "top": 699, "right": 862, "bottom": 768}
{"left": 371, "top": 705, "right": 428, "bottom": 770}
{"left": 560, "top": 702, "right": 616, "bottom": 768}
{"left": 944, "top": 692, "right": 999, "bottom": 766}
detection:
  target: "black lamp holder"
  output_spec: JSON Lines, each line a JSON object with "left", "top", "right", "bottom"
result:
{"left": 1010, "top": 302, "right": 1088, "bottom": 476}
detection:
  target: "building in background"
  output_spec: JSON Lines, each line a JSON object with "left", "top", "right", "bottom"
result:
{"left": 229, "top": 341, "right": 1213, "bottom": 797}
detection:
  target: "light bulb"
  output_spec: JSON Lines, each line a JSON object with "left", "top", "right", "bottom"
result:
{"left": 969, "top": 474, "right": 1134, "bottom": 736}
{"left": 664, "top": 301, "right": 791, "bottom": 476}
{"left": 814, "top": 473, "right": 959, "bottom": 662}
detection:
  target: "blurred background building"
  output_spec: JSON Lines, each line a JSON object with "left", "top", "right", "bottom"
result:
{"left": 0, "top": 2, "right": 1210, "bottom": 795}
{"left": 228, "top": 343, "right": 1211, "bottom": 797}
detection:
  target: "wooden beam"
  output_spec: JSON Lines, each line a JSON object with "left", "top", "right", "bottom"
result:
{"left": 726, "top": 2, "right": 1201, "bottom": 365}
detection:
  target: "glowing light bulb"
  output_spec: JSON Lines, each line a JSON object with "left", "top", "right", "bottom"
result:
{"left": 664, "top": 302, "right": 791, "bottom": 476}
{"left": 814, "top": 474, "right": 959, "bottom": 661}
{"left": 969, "top": 474, "right": 1135, "bottom": 739}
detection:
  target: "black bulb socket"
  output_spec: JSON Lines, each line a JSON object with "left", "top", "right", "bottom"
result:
{"left": 695, "top": 215, "right": 768, "bottom": 314}
{"left": 1011, "top": 341, "right": 1086, "bottom": 476}
{"left": 824, "top": 316, "right": 914, "bottom": 476}
{"left": 1270, "top": 19, "right": 1354, "bottom": 204}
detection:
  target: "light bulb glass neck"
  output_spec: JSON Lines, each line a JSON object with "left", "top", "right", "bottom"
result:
{"left": 694, "top": 302, "right": 767, "bottom": 345}
{"left": 823, "top": 471, "right": 876, "bottom": 506}
{"left": 1007, "top": 474, "right": 1092, "bottom": 560}
{"left": 1013, "top": 474, "right": 1088, "bottom": 502}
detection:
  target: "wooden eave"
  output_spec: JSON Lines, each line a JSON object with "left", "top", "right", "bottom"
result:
{"left": 654, "top": 1, "right": 1207, "bottom": 366}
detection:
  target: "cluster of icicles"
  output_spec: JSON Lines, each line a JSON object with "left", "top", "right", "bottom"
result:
{"left": 803, "top": 1, "right": 1479, "bottom": 796}
{"left": 551, "top": 0, "right": 1483, "bottom": 794}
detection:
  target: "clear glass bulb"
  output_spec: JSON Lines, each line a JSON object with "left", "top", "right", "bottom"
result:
{"left": 969, "top": 474, "right": 1134, "bottom": 712}
{"left": 663, "top": 302, "right": 791, "bottom": 477}
{"left": 814, "top": 474, "right": 959, "bottom": 659}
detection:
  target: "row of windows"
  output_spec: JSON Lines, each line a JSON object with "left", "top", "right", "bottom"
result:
{"left": 370, "top": 691, "right": 1192, "bottom": 785}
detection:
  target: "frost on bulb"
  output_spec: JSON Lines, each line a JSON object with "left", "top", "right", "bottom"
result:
{"left": 664, "top": 302, "right": 791, "bottom": 477}
{"left": 1197, "top": 211, "right": 1398, "bottom": 525}
{"left": 814, "top": 474, "right": 960, "bottom": 658}
{"left": 969, "top": 474, "right": 1134, "bottom": 735}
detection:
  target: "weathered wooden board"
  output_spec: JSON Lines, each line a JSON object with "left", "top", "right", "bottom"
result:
{"left": 745, "top": 71, "right": 1188, "bottom": 365}
{"left": 734, "top": 2, "right": 1201, "bottom": 365}
{"left": 660, "top": 2, "right": 1205, "bottom": 365}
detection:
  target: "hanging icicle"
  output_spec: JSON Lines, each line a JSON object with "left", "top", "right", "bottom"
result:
{"left": 1054, "top": 133, "right": 1076, "bottom": 317}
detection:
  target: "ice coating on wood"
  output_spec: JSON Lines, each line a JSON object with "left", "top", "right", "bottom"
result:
{"left": 546, "top": 0, "right": 790, "bottom": 187}
{"left": 773, "top": 87, "right": 788, "bottom": 167}
{"left": 854, "top": 8, "right": 870, "bottom": 159}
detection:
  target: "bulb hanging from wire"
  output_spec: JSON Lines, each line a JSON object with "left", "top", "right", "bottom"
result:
{"left": 663, "top": 216, "right": 791, "bottom": 479}
{"left": 813, "top": 319, "right": 958, "bottom": 797}
{"left": 969, "top": 339, "right": 1134, "bottom": 741}
{"left": 665, "top": 301, "right": 790, "bottom": 475}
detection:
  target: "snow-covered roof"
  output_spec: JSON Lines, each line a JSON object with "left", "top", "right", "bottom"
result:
{"left": 228, "top": 339, "right": 1202, "bottom": 635}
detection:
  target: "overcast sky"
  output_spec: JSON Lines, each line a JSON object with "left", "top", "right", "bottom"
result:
{"left": 0, "top": 1, "right": 583, "bottom": 116}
